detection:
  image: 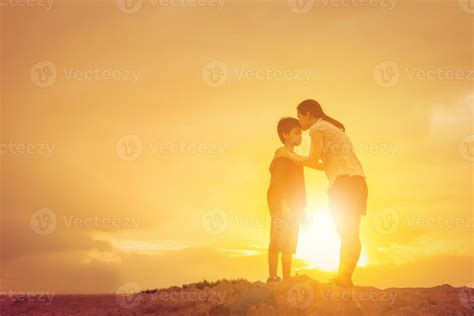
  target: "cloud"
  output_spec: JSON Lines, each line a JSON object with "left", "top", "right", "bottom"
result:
{"left": 429, "top": 93, "right": 473, "bottom": 137}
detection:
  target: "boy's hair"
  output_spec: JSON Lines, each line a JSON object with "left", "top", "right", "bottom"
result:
{"left": 277, "top": 117, "right": 301, "bottom": 143}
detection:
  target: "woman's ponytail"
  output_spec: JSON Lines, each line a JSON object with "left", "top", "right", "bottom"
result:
{"left": 322, "top": 114, "right": 345, "bottom": 132}
{"left": 297, "top": 99, "right": 345, "bottom": 132}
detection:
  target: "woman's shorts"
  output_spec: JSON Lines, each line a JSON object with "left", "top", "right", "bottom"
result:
{"left": 328, "top": 175, "right": 368, "bottom": 217}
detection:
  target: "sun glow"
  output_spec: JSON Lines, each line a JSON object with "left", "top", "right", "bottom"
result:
{"left": 295, "top": 210, "right": 368, "bottom": 271}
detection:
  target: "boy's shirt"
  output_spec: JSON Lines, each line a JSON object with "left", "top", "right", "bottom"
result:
{"left": 267, "top": 157, "right": 306, "bottom": 217}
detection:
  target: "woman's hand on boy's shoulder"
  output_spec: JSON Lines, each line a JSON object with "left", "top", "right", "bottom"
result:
{"left": 274, "top": 147, "right": 290, "bottom": 159}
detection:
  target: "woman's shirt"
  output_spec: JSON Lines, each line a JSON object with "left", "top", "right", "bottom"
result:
{"left": 310, "top": 119, "right": 366, "bottom": 188}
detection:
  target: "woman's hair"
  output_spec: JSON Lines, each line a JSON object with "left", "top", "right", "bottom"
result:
{"left": 296, "top": 99, "right": 345, "bottom": 132}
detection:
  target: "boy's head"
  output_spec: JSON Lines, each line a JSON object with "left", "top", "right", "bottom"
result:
{"left": 277, "top": 117, "right": 302, "bottom": 146}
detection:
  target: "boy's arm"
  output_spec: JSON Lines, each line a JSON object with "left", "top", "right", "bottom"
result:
{"left": 268, "top": 159, "right": 290, "bottom": 214}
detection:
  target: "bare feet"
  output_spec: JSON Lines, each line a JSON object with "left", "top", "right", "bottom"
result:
{"left": 329, "top": 276, "right": 354, "bottom": 288}
{"left": 282, "top": 275, "right": 292, "bottom": 282}
{"left": 266, "top": 276, "right": 282, "bottom": 283}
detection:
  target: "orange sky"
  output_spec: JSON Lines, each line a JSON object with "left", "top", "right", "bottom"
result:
{"left": 1, "top": 0, "right": 473, "bottom": 294}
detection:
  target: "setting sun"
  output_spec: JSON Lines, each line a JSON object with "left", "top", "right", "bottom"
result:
{"left": 295, "top": 209, "right": 368, "bottom": 271}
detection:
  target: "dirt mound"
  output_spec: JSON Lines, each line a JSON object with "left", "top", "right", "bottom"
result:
{"left": 1, "top": 275, "right": 473, "bottom": 315}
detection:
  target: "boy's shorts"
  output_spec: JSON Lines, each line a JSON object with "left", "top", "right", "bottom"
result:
{"left": 268, "top": 215, "right": 300, "bottom": 255}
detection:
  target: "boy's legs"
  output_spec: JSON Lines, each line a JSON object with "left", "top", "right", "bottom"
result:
{"left": 268, "top": 250, "right": 279, "bottom": 279}
{"left": 281, "top": 216, "right": 299, "bottom": 281}
{"left": 268, "top": 215, "right": 282, "bottom": 281}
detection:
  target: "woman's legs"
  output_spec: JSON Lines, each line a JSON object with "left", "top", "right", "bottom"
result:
{"left": 281, "top": 253, "right": 292, "bottom": 280}
{"left": 329, "top": 176, "right": 368, "bottom": 286}
{"left": 334, "top": 214, "right": 362, "bottom": 285}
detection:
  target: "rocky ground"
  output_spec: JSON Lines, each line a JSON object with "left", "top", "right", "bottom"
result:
{"left": 1, "top": 275, "right": 473, "bottom": 315}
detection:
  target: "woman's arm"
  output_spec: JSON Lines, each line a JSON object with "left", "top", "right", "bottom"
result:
{"left": 276, "top": 130, "right": 325, "bottom": 170}
{"left": 290, "top": 156, "right": 326, "bottom": 170}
